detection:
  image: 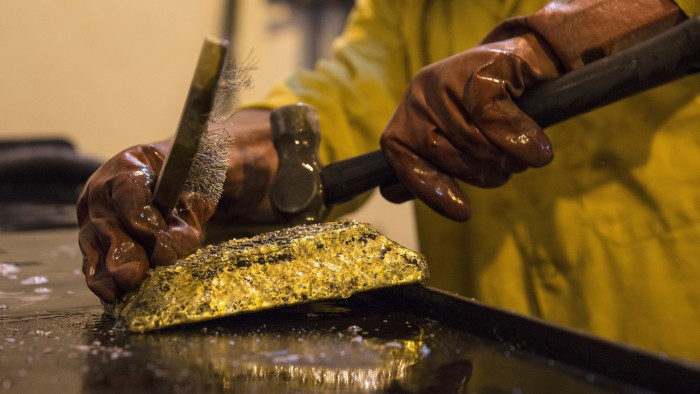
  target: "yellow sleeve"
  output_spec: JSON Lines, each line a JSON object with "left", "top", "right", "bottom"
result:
{"left": 673, "top": 0, "right": 700, "bottom": 16}
{"left": 243, "top": 0, "right": 409, "bottom": 165}
{"left": 242, "top": 0, "right": 413, "bottom": 216}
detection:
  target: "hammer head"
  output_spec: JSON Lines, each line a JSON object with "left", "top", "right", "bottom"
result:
{"left": 269, "top": 103, "right": 328, "bottom": 224}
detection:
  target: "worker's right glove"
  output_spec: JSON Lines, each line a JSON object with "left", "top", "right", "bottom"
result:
{"left": 77, "top": 109, "right": 277, "bottom": 304}
{"left": 379, "top": 0, "right": 684, "bottom": 221}
{"left": 77, "top": 143, "right": 216, "bottom": 303}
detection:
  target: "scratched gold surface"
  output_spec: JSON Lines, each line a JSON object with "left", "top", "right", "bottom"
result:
{"left": 107, "top": 220, "right": 429, "bottom": 332}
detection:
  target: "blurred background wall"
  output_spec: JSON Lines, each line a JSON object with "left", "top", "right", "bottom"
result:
{"left": 0, "top": 0, "right": 416, "bottom": 249}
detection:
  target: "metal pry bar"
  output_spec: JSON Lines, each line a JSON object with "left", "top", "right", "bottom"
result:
{"left": 153, "top": 36, "right": 230, "bottom": 217}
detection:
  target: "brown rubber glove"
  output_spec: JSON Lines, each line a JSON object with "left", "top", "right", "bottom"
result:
{"left": 77, "top": 143, "right": 216, "bottom": 303}
{"left": 379, "top": 0, "right": 684, "bottom": 221}
{"left": 77, "top": 109, "right": 277, "bottom": 303}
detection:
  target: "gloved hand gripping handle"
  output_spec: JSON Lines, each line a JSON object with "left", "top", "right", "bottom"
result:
{"left": 320, "top": 16, "right": 700, "bottom": 206}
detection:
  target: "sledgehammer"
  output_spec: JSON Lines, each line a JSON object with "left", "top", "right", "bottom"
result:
{"left": 269, "top": 16, "right": 700, "bottom": 225}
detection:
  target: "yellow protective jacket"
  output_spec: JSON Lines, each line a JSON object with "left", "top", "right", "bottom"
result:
{"left": 249, "top": 0, "right": 700, "bottom": 362}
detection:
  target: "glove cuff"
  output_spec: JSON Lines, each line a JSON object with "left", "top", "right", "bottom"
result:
{"left": 483, "top": 0, "right": 685, "bottom": 70}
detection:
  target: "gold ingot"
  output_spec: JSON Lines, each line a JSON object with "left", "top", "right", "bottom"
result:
{"left": 107, "top": 220, "right": 429, "bottom": 332}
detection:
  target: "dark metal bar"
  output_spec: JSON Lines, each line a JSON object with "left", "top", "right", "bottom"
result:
{"left": 517, "top": 15, "right": 700, "bottom": 127}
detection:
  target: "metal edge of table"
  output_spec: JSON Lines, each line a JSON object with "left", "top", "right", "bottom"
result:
{"left": 363, "top": 285, "right": 700, "bottom": 394}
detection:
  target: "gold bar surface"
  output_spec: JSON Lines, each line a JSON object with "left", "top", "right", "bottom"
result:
{"left": 108, "top": 220, "right": 429, "bottom": 332}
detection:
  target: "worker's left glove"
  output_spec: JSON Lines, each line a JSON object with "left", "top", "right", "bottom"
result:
{"left": 379, "top": 33, "right": 559, "bottom": 221}
{"left": 379, "top": 0, "right": 683, "bottom": 221}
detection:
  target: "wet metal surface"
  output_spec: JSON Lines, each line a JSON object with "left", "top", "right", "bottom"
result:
{"left": 0, "top": 228, "right": 673, "bottom": 393}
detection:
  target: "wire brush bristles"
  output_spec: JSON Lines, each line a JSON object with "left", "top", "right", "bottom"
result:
{"left": 184, "top": 53, "right": 255, "bottom": 206}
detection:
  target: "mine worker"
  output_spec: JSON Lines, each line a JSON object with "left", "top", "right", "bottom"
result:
{"left": 77, "top": 0, "right": 700, "bottom": 362}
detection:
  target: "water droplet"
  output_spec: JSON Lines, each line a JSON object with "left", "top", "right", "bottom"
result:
{"left": 272, "top": 354, "right": 300, "bottom": 364}
{"left": 72, "top": 345, "right": 90, "bottom": 353}
{"left": 346, "top": 325, "right": 362, "bottom": 334}
{"left": 384, "top": 341, "right": 403, "bottom": 349}
{"left": 21, "top": 276, "right": 49, "bottom": 285}
{"left": 419, "top": 344, "right": 431, "bottom": 357}
{"left": 2, "top": 378, "right": 12, "bottom": 389}
{"left": 0, "top": 264, "right": 19, "bottom": 277}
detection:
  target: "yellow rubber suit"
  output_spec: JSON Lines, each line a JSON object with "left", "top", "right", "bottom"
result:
{"left": 246, "top": 0, "right": 700, "bottom": 362}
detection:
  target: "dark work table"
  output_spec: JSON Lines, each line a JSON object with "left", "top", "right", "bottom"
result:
{"left": 2, "top": 224, "right": 700, "bottom": 393}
